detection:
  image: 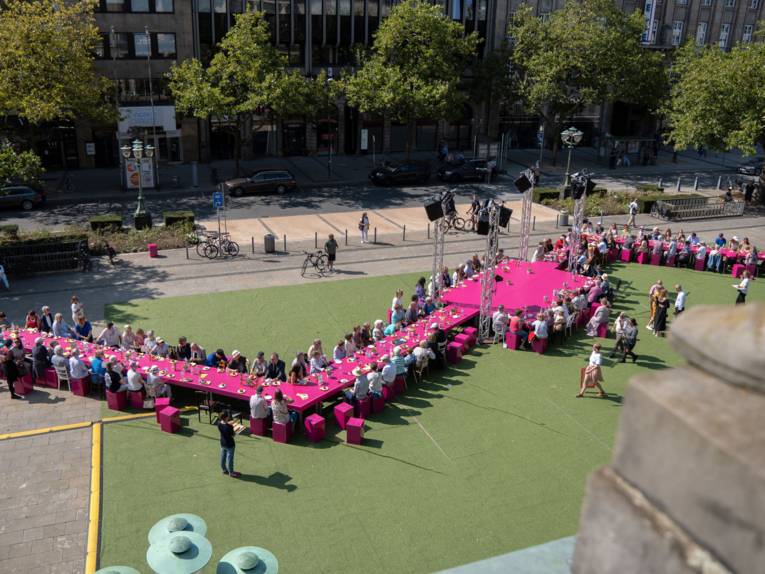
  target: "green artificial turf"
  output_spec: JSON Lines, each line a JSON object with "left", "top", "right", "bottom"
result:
{"left": 99, "top": 264, "right": 764, "bottom": 573}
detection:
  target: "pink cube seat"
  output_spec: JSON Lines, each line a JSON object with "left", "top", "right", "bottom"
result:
{"left": 732, "top": 263, "right": 745, "bottom": 278}
{"left": 272, "top": 421, "right": 292, "bottom": 443}
{"left": 40, "top": 367, "right": 58, "bottom": 388}
{"left": 334, "top": 402, "right": 354, "bottom": 430}
{"left": 381, "top": 385, "right": 395, "bottom": 403}
{"left": 154, "top": 397, "right": 170, "bottom": 423}
{"left": 127, "top": 390, "right": 144, "bottom": 409}
{"left": 596, "top": 323, "right": 609, "bottom": 338}
{"left": 106, "top": 390, "right": 127, "bottom": 411}
{"left": 393, "top": 375, "right": 407, "bottom": 396}
{"left": 355, "top": 397, "right": 371, "bottom": 418}
{"left": 159, "top": 406, "right": 181, "bottom": 433}
{"left": 620, "top": 249, "right": 631, "bottom": 263}
{"left": 607, "top": 248, "right": 618, "bottom": 263}
{"left": 462, "top": 326, "right": 478, "bottom": 346}
{"left": 665, "top": 255, "right": 676, "bottom": 267}
{"left": 371, "top": 393, "right": 385, "bottom": 413}
{"left": 746, "top": 263, "right": 757, "bottom": 277}
{"left": 446, "top": 342, "right": 463, "bottom": 364}
{"left": 304, "top": 413, "right": 325, "bottom": 443}
{"left": 346, "top": 417, "right": 364, "bottom": 445}
{"left": 650, "top": 253, "right": 662, "bottom": 266}
{"left": 636, "top": 252, "right": 648, "bottom": 265}
{"left": 250, "top": 417, "right": 268, "bottom": 436}
{"left": 70, "top": 377, "right": 90, "bottom": 397}
{"left": 13, "top": 375, "right": 34, "bottom": 397}
{"left": 531, "top": 337, "right": 548, "bottom": 354}
{"left": 504, "top": 332, "right": 522, "bottom": 350}
{"left": 694, "top": 258, "right": 706, "bottom": 271}
{"left": 453, "top": 333, "right": 471, "bottom": 352}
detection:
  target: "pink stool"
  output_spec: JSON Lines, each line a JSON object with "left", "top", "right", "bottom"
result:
{"left": 453, "top": 333, "right": 471, "bottom": 351}
{"left": 334, "top": 402, "right": 354, "bottom": 430}
{"left": 446, "top": 342, "right": 463, "bottom": 364}
{"left": 250, "top": 417, "right": 268, "bottom": 436}
{"left": 650, "top": 253, "right": 662, "bottom": 266}
{"left": 371, "top": 393, "right": 385, "bottom": 413}
{"left": 636, "top": 252, "right": 648, "bottom": 264}
{"left": 596, "top": 323, "right": 609, "bottom": 338}
{"left": 272, "top": 421, "right": 292, "bottom": 443}
{"left": 346, "top": 417, "right": 364, "bottom": 445}
{"left": 746, "top": 263, "right": 757, "bottom": 277}
{"left": 70, "top": 377, "right": 90, "bottom": 397}
{"left": 382, "top": 385, "right": 395, "bottom": 403}
{"left": 13, "top": 376, "right": 34, "bottom": 397}
{"left": 155, "top": 397, "right": 170, "bottom": 423}
{"left": 608, "top": 248, "right": 618, "bottom": 263}
{"left": 355, "top": 397, "right": 371, "bottom": 418}
{"left": 462, "top": 327, "right": 478, "bottom": 346}
{"left": 504, "top": 332, "right": 522, "bottom": 350}
{"left": 620, "top": 249, "right": 631, "bottom": 263}
{"left": 159, "top": 406, "right": 180, "bottom": 433}
{"left": 386, "top": 308, "right": 392, "bottom": 323}
{"left": 393, "top": 375, "right": 407, "bottom": 396}
{"left": 576, "top": 312, "right": 588, "bottom": 329}
{"left": 665, "top": 255, "right": 676, "bottom": 267}
{"left": 731, "top": 263, "right": 745, "bottom": 277}
{"left": 148, "top": 243, "right": 158, "bottom": 258}
{"left": 304, "top": 414, "right": 325, "bottom": 442}
{"left": 694, "top": 258, "right": 706, "bottom": 271}
{"left": 127, "top": 390, "right": 144, "bottom": 409}
{"left": 41, "top": 368, "right": 58, "bottom": 388}
{"left": 531, "top": 337, "right": 548, "bottom": 354}
{"left": 106, "top": 390, "right": 127, "bottom": 410}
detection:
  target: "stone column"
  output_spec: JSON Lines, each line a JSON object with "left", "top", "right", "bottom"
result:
{"left": 573, "top": 303, "right": 764, "bottom": 574}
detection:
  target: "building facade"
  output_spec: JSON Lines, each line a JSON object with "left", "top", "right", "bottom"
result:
{"left": 67, "top": 0, "right": 762, "bottom": 168}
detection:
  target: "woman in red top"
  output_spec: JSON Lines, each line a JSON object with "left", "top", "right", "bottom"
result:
{"left": 25, "top": 310, "right": 40, "bottom": 329}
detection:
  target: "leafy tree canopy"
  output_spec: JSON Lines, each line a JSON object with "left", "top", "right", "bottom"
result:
{"left": 0, "top": 144, "right": 44, "bottom": 184}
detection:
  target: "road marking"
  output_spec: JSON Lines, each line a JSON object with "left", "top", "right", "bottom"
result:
{"left": 316, "top": 214, "right": 344, "bottom": 234}
{"left": 85, "top": 422, "right": 102, "bottom": 574}
{"left": 258, "top": 218, "right": 276, "bottom": 234}
{"left": 544, "top": 397, "right": 611, "bottom": 452}
{"left": 411, "top": 415, "right": 452, "bottom": 462}
{"left": 371, "top": 209, "right": 405, "bottom": 229}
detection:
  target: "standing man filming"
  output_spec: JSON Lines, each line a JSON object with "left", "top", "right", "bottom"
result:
{"left": 325, "top": 233, "right": 339, "bottom": 273}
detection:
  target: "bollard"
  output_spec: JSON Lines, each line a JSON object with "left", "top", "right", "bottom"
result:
{"left": 717, "top": 176, "right": 722, "bottom": 190}
{"left": 251, "top": 237, "right": 255, "bottom": 254}
{"left": 427, "top": 223, "right": 430, "bottom": 239}
{"left": 693, "top": 177, "right": 699, "bottom": 191}
{"left": 658, "top": 177, "right": 663, "bottom": 188}
{"left": 345, "top": 229, "right": 348, "bottom": 246}
{"left": 676, "top": 177, "right": 682, "bottom": 193}
{"left": 283, "top": 234, "right": 287, "bottom": 252}
{"left": 315, "top": 232, "right": 318, "bottom": 249}
{"left": 185, "top": 245, "right": 189, "bottom": 259}
{"left": 403, "top": 225, "right": 406, "bottom": 242}
{"left": 374, "top": 227, "right": 377, "bottom": 244}
{"left": 532, "top": 216, "right": 536, "bottom": 230}
{"left": 555, "top": 215, "right": 559, "bottom": 229}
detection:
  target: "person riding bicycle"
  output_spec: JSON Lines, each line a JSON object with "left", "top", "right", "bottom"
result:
{"left": 467, "top": 193, "right": 481, "bottom": 225}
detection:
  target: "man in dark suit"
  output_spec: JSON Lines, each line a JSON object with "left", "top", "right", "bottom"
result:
{"left": 265, "top": 353, "right": 286, "bottom": 381}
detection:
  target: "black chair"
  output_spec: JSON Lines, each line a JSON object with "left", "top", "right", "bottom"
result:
{"left": 196, "top": 391, "right": 218, "bottom": 424}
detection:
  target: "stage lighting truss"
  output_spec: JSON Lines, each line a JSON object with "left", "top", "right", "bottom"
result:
{"left": 478, "top": 200, "right": 503, "bottom": 342}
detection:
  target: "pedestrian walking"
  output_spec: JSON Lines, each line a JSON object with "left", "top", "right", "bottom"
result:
{"left": 627, "top": 199, "right": 638, "bottom": 229}
{"left": 621, "top": 318, "right": 639, "bottom": 363}
{"left": 217, "top": 411, "right": 240, "bottom": 478}
{"left": 674, "top": 284, "right": 686, "bottom": 315}
{"left": 70, "top": 295, "right": 85, "bottom": 325}
{"left": 359, "top": 212, "right": 370, "bottom": 244}
{"left": 733, "top": 271, "right": 750, "bottom": 305}
{"left": 2, "top": 346, "right": 21, "bottom": 399}
{"left": 0, "top": 263, "right": 9, "bottom": 290}
{"left": 324, "top": 233, "right": 339, "bottom": 272}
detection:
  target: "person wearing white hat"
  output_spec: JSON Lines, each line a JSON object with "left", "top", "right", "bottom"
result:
{"left": 147, "top": 365, "right": 171, "bottom": 398}
{"left": 229, "top": 350, "right": 248, "bottom": 374}
{"left": 412, "top": 341, "right": 435, "bottom": 367}
{"left": 344, "top": 366, "right": 369, "bottom": 404}
{"left": 380, "top": 355, "right": 396, "bottom": 388}
{"left": 151, "top": 337, "right": 170, "bottom": 358}
{"left": 126, "top": 361, "right": 145, "bottom": 392}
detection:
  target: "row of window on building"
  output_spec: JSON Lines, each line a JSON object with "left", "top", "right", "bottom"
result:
{"left": 95, "top": 0, "right": 175, "bottom": 13}
{"left": 95, "top": 32, "right": 177, "bottom": 59}
{"left": 647, "top": 20, "right": 755, "bottom": 46}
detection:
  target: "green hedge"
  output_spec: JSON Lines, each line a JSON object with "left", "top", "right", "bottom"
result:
{"left": 0, "top": 224, "right": 19, "bottom": 239}
{"left": 532, "top": 187, "right": 562, "bottom": 203}
{"left": 163, "top": 210, "right": 195, "bottom": 227}
{"left": 636, "top": 184, "right": 665, "bottom": 194}
{"left": 89, "top": 214, "right": 123, "bottom": 232}
{"left": 636, "top": 193, "right": 701, "bottom": 214}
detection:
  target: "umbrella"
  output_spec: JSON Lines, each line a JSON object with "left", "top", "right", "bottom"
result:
{"left": 146, "top": 531, "right": 212, "bottom": 574}
{"left": 148, "top": 513, "right": 208, "bottom": 545}
{"left": 216, "top": 546, "right": 279, "bottom": 574}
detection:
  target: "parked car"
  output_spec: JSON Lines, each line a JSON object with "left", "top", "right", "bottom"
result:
{"left": 737, "top": 157, "right": 764, "bottom": 176}
{"left": 222, "top": 170, "right": 298, "bottom": 196}
{"left": 0, "top": 185, "right": 46, "bottom": 211}
{"left": 436, "top": 159, "right": 497, "bottom": 183}
{"left": 369, "top": 162, "right": 430, "bottom": 186}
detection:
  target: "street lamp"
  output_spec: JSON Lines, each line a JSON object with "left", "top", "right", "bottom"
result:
{"left": 121, "top": 139, "right": 154, "bottom": 228}
{"left": 561, "top": 126, "right": 583, "bottom": 190}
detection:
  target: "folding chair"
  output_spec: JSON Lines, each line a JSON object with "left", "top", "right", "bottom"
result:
{"left": 54, "top": 365, "right": 70, "bottom": 392}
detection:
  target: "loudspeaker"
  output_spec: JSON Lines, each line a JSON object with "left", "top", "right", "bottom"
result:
{"left": 514, "top": 174, "right": 532, "bottom": 193}
{"left": 499, "top": 206, "right": 513, "bottom": 227}
{"left": 585, "top": 178, "right": 597, "bottom": 194}
{"left": 425, "top": 198, "right": 444, "bottom": 221}
{"left": 476, "top": 220, "right": 489, "bottom": 235}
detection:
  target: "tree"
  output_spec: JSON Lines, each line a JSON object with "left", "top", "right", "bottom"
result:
{"left": 664, "top": 41, "right": 765, "bottom": 156}
{"left": 508, "top": 0, "right": 667, "bottom": 164}
{"left": 345, "top": 0, "right": 479, "bottom": 155}
{"left": 169, "top": 9, "right": 336, "bottom": 170}
{"left": 0, "top": 144, "right": 44, "bottom": 184}
{"left": 0, "top": 0, "right": 113, "bottom": 127}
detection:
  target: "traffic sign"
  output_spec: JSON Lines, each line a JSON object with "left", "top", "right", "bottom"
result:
{"left": 212, "top": 191, "right": 224, "bottom": 209}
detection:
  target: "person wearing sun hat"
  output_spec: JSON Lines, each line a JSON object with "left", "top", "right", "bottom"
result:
{"left": 344, "top": 366, "right": 369, "bottom": 404}
{"left": 229, "top": 350, "right": 248, "bottom": 374}
{"left": 217, "top": 546, "right": 279, "bottom": 574}
{"left": 146, "top": 531, "right": 212, "bottom": 574}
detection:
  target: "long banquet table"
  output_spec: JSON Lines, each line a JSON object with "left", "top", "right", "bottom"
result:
{"left": 6, "top": 304, "right": 477, "bottom": 414}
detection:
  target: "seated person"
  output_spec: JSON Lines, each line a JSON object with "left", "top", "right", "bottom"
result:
{"left": 146, "top": 365, "right": 171, "bottom": 398}
{"left": 151, "top": 337, "right": 170, "bottom": 358}
{"left": 206, "top": 348, "right": 228, "bottom": 368}
{"left": 68, "top": 350, "right": 90, "bottom": 381}
{"left": 74, "top": 316, "right": 93, "bottom": 342}
{"left": 586, "top": 297, "right": 611, "bottom": 336}
{"left": 508, "top": 310, "right": 529, "bottom": 341}
{"left": 97, "top": 322, "right": 121, "bottom": 348}
{"left": 189, "top": 342, "right": 206, "bottom": 362}
{"left": 372, "top": 320, "right": 385, "bottom": 341}
{"left": 126, "top": 362, "right": 145, "bottom": 392}
{"left": 51, "top": 346, "right": 69, "bottom": 371}
{"left": 383, "top": 321, "right": 401, "bottom": 337}
{"left": 271, "top": 389, "right": 297, "bottom": 430}
{"left": 343, "top": 333, "right": 357, "bottom": 356}
{"left": 380, "top": 355, "right": 396, "bottom": 388}
{"left": 310, "top": 351, "right": 327, "bottom": 374}
{"left": 531, "top": 313, "right": 549, "bottom": 341}
{"left": 51, "top": 314, "right": 75, "bottom": 339}
{"left": 105, "top": 361, "right": 128, "bottom": 393}
{"left": 422, "top": 297, "right": 437, "bottom": 316}
{"left": 228, "top": 350, "right": 248, "bottom": 374}
{"left": 367, "top": 364, "right": 383, "bottom": 398}
{"left": 344, "top": 367, "right": 369, "bottom": 404}
{"left": 287, "top": 363, "right": 303, "bottom": 385}
{"left": 333, "top": 340, "right": 347, "bottom": 361}
{"left": 265, "top": 353, "right": 286, "bottom": 382}
{"left": 250, "top": 351, "right": 267, "bottom": 377}
{"left": 587, "top": 282, "right": 604, "bottom": 306}
{"left": 249, "top": 386, "right": 270, "bottom": 421}
{"left": 360, "top": 322, "right": 372, "bottom": 346}
{"left": 175, "top": 337, "right": 192, "bottom": 360}
{"left": 392, "top": 347, "right": 407, "bottom": 376}
{"left": 412, "top": 341, "right": 435, "bottom": 367}
{"left": 32, "top": 338, "right": 51, "bottom": 382}
{"left": 404, "top": 302, "right": 420, "bottom": 325}
{"left": 390, "top": 304, "right": 406, "bottom": 326}
{"left": 121, "top": 325, "right": 136, "bottom": 350}
{"left": 307, "top": 339, "right": 324, "bottom": 360}
{"left": 492, "top": 305, "right": 510, "bottom": 340}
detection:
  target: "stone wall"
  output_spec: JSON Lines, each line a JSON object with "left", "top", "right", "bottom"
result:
{"left": 572, "top": 303, "right": 764, "bottom": 574}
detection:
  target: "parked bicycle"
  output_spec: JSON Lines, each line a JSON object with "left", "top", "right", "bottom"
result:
{"left": 301, "top": 250, "right": 328, "bottom": 277}
{"left": 196, "top": 231, "right": 240, "bottom": 259}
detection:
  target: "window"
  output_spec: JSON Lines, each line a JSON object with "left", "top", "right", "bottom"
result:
{"left": 131, "top": 0, "right": 149, "bottom": 11}
{"left": 133, "top": 32, "right": 151, "bottom": 56}
{"left": 719, "top": 23, "right": 730, "bottom": 47}
{"left": 105, "top": 0, "right": 126, "bottom": 11}
{"left": 112, "top": 32, "right": 130, "bottom": 57}
{"left": 155, "top": 0, "right": 173, "bottom": 11}
{"left": 676, "top": 0, "right": 687, "bottom": 5}
{"left": 156, "top": 33, "right": 176, "bottom": 57}
{"left": 696, "top": 22, "right": 707, "bottom": 45}
{"left": 539, "top": 11, "right": 550, "bottom": 22}
{"left": 651, "top": 19, "right": 659, "bottom": 43}
{"left": 743, "top": 24, "right": 753, "bottom": 42}
{"left": 94, "top": 34, "right": 107, "bottom": 58}
{"left": 672, "top": 20, "right": 684, "bottom": 45}
{"left": 724, "top": 0, "right": 735, "bottom": 7}
{"left": 214, "top": 0, "right": 226, "bottom": 12}
{"left": 702, "top": 0, "right": 712, "bottom": 6}
{"left": 750, "top": 0, "right": 759, "bottom": 8}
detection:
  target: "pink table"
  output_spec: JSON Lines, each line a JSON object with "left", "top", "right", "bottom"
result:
{"left": 441, "top": 261, "right": 587, "bottom": 316}
{"left": 4, "top": 304, "right": 477, "bottom": 414}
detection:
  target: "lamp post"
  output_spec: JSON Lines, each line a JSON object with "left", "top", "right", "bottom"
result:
{"left": 121, "top": 139, "right": 154, "bottom": 228}
{"left": 560, "top": 126, "right": 583, "bottom": 192}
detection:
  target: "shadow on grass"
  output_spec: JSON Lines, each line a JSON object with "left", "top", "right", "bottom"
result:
{"left": 238, "top": 471, "right": 297, "bottom": 492}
